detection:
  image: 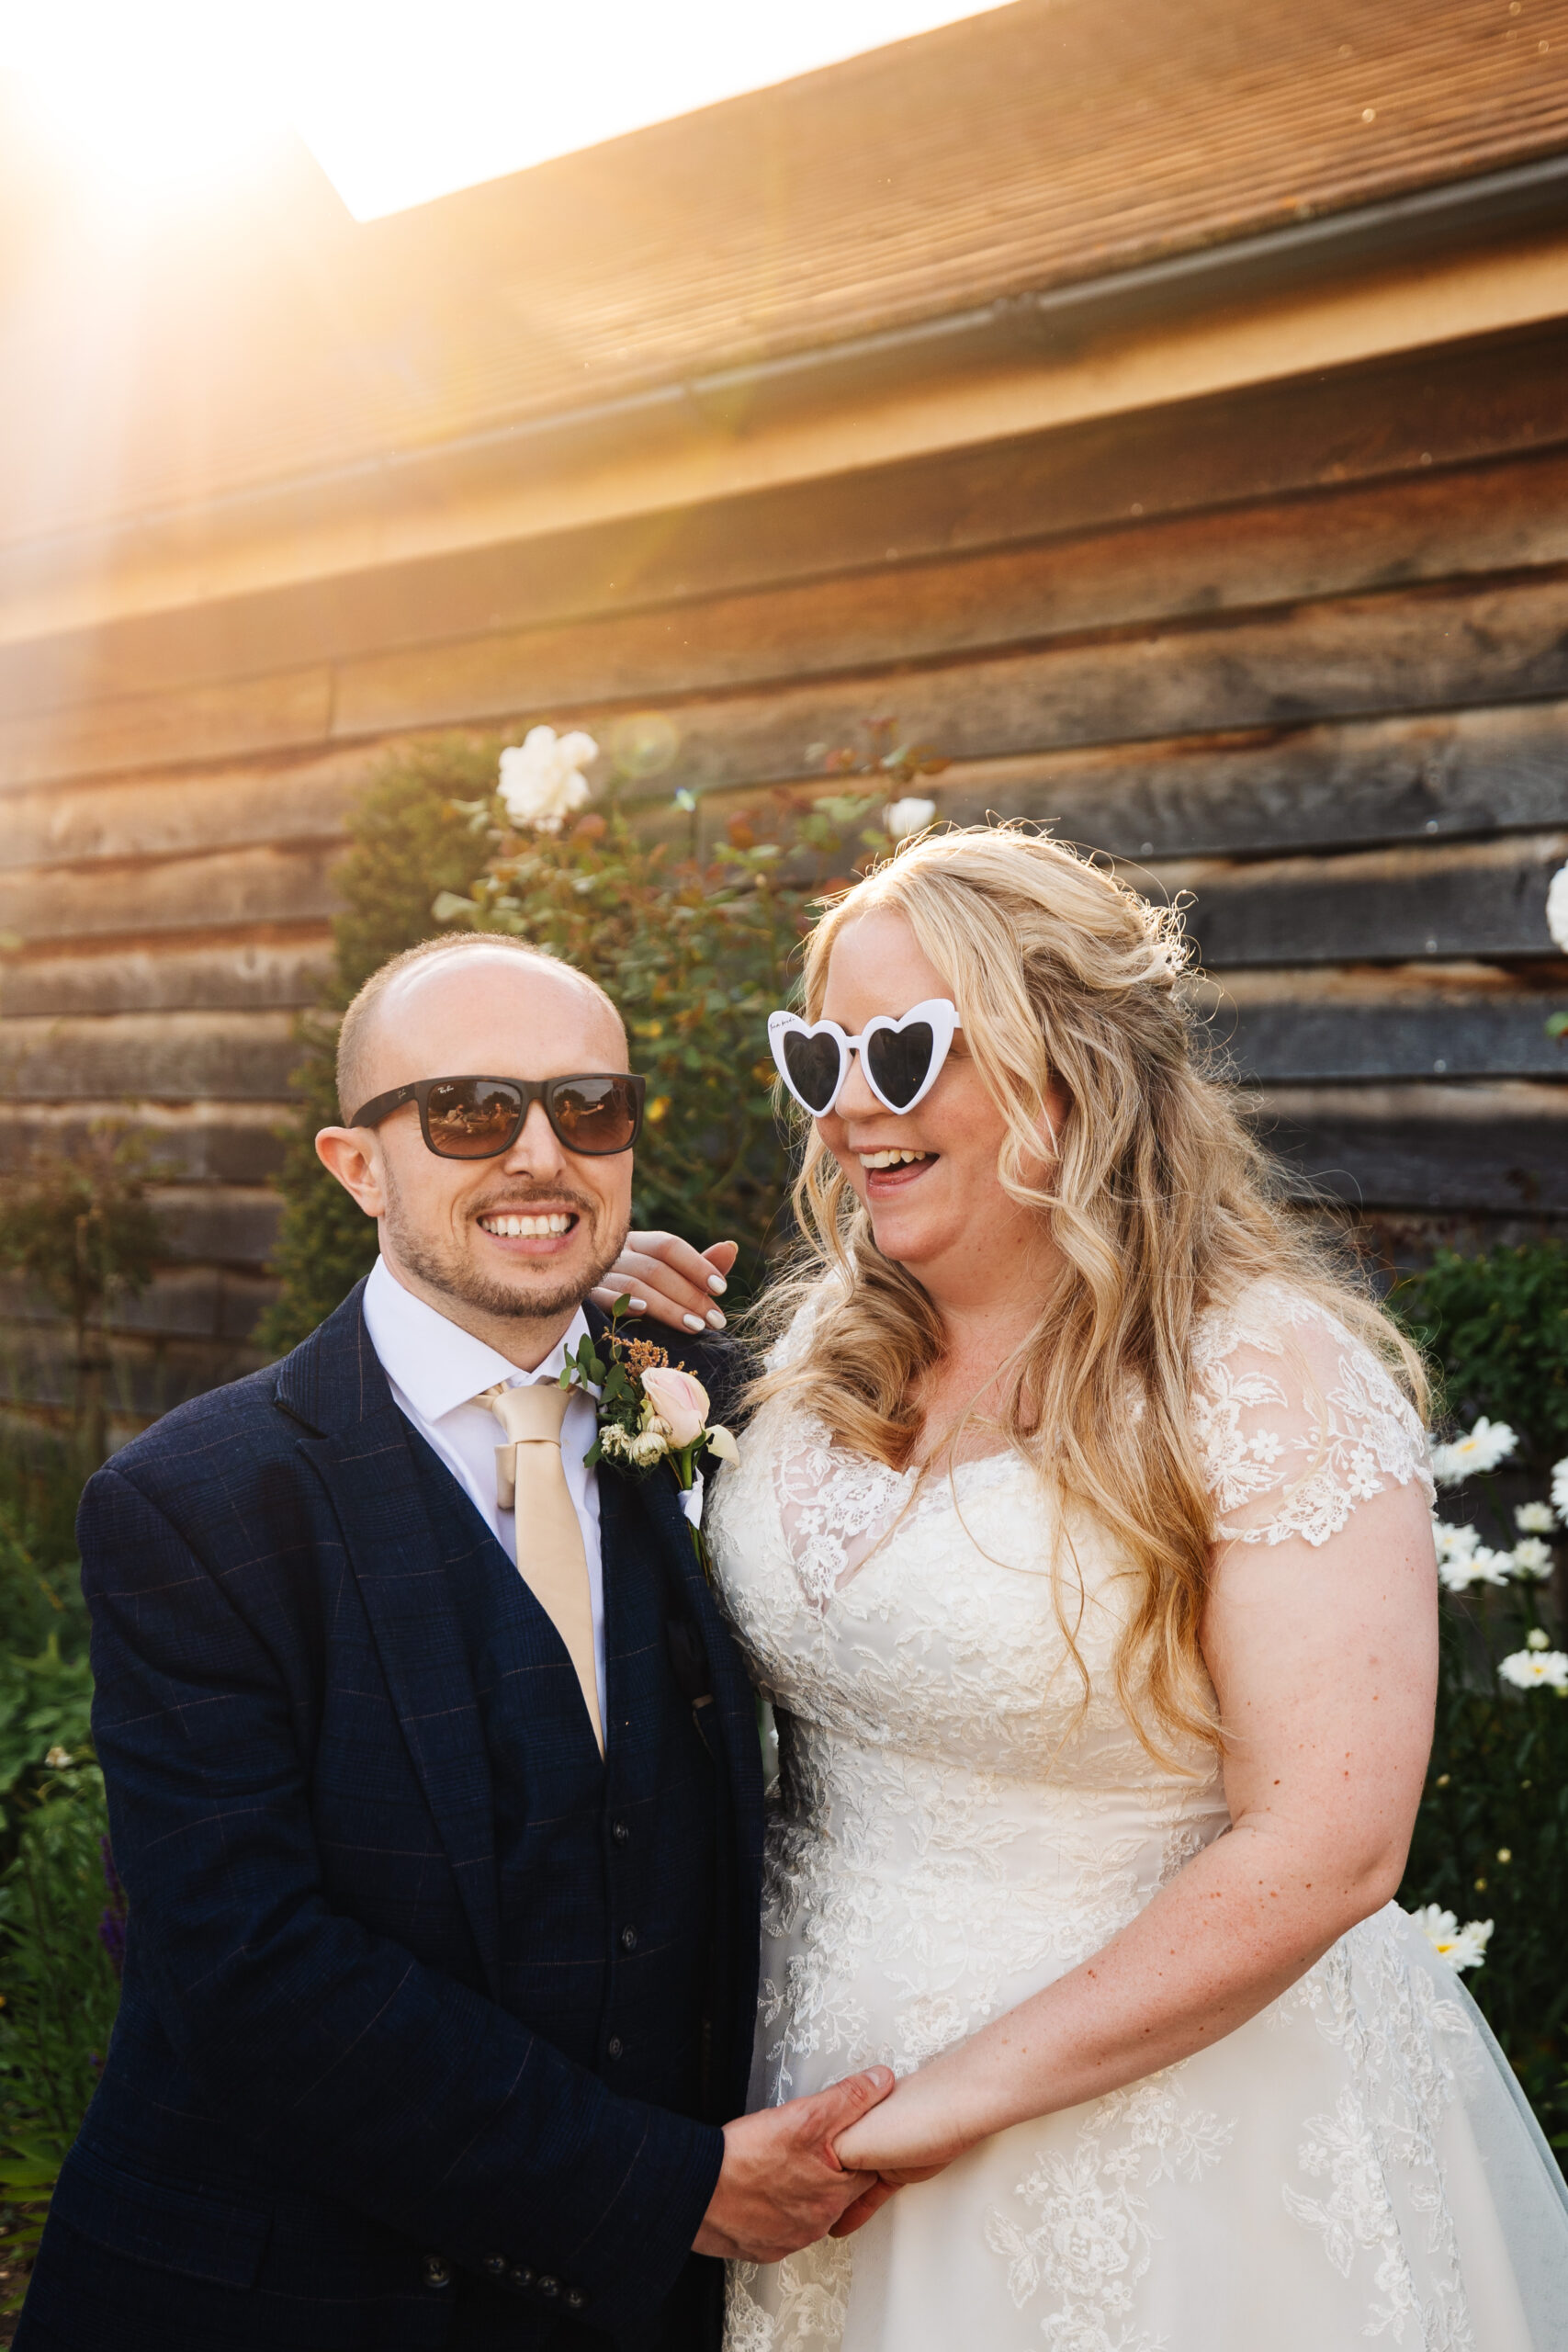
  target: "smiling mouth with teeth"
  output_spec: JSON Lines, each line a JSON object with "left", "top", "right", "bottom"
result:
{"left": 857, "top": 1148, "right": 934, "bottom": 1170}
{"left": 478, "top": 1211, "right": 578, "bottom": 1238}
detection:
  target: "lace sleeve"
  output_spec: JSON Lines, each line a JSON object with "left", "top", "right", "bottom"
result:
{"left": 1190, "top": 1283, "right": 1434, "bottom": 1547}
{"left": 762, "top": 1282, "right": 839, "bottom": 1374}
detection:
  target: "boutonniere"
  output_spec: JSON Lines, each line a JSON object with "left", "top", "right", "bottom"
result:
{"left": 560, "top": 1297, "right": 739, "bottom": 1573}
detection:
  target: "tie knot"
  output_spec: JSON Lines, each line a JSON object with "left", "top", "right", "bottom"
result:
{"left": 481, "top": 1380, "right": 572, "bottom": 1445}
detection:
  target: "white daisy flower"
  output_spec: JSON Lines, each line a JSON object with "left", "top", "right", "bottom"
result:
{"left": 1411, "top": 1904, "right": 1494, "bottom": 1973}
{"left": 1510, "top": 1536, "right": 1555, "bottom": 1579}
{"left": 1527, "top": 1628, "right": 1551, "bottom": 1651}
{"left": 1429, "top": 1417, "right": 1519, "bottom": 1487}
{"left": 1552, "top": 1456, "right": 1568, "bottom": 1524}
{"left": 1516, "top": 1500, "right": 1557, "bottom": 1533}
{"left": 1498, "top": 1647, "right": 1568, "bottom": 1691}
{"left": 1439, "top": 1547, "right": 1514, "bottom": 1592}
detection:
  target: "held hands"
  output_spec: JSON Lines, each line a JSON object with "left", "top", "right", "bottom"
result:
{"left": 694, "top": 2068, "right": 900, "bottom": 2263}
{"left": 830, "top": 2062, "right": 970, "bottom": 2193}
{"left": 593, "top": 1234, "right": 738, "bottom": 1337}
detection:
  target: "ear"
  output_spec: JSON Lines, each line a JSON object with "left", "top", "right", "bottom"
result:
{"left": 315, "top": 1125, "right": 386, "bottom": 1219}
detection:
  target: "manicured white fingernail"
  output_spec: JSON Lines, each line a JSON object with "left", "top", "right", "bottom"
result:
{"left": 682, "top": 1313, "right": 705, "bottom": 1331}
{"left": 630, "top": 1298, "right": 648, "bottom": 1314}
{"left": 705, "top": 1307, "right": 727, "bottom": 1329}
{"left": 707, "top": 1273, "right": 728, "bottom": 1295}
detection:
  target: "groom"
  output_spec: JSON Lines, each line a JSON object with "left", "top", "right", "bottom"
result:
{"left": 19, "top": 934, "right": 893, "bottom": 2352}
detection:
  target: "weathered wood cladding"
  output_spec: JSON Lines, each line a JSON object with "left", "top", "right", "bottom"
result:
{"left": 0, "top": 320, "right": 1565, "bottom": 1430}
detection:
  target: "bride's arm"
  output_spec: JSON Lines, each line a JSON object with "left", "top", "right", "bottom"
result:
{"left": 832, "top": 1473, "right": 1438, "bottom": 2180}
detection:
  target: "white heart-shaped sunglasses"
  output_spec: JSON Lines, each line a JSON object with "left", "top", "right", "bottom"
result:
{"left": 767, "top": 998, "right": 959, "bottom": 1117}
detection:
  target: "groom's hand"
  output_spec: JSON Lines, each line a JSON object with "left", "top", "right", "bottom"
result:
{"left": 593, "top": 1233, "right": 738, "bottom": 1336}
{"left": 693, "top": 2067, "right": 897, "bottom": 2262}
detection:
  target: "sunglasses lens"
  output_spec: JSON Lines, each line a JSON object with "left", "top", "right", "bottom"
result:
{"left": 781, "top": 1029, "right": 843, "bottom": 1115}
{"left": 425, "top": 1080, "right": 525, "bottom": 1157}
{"left": 865, "top": 1022, "right": 935, "bottom": 1110}
{"left": 549, "top": 1076, "right": 640, "bottom": 1155}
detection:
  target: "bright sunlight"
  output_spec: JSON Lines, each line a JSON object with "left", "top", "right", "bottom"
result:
{"left": 0, "top": 0, "right": 1015, "bottom": 220}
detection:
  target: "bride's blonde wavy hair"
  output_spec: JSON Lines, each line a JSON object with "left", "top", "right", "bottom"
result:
{"left": 752, "top": 823, "right": 1426, "bottom": 1762}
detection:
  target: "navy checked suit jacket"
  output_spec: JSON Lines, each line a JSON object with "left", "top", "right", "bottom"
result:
{"left": 20, "top": 1284, "right": 763, "bottom": 2352}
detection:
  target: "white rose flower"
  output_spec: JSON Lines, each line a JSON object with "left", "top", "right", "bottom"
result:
{"left": 1552, "top": 1455, "right": 1568, "bottom": 1524}
{"left": 1498, "top": 1646, "right": 1568, "bottom": 1691}
{"left": 1510, "top": 1536, "right": 1555, "bottom": 1579}
{"left": 497, "top": 725, "right": 598, "bottom": 832}
{"left": 1547, "top": 858, "right": 1568, "bottom": 954}
{"left": 884, "top": 797, "right": 938, "bottom": 841}
{"left": 1429, "top": 1416, "right": 1518, "bottom": 1487}
{"left": 1516, "top": 1500, "right": 1557, "bottom": 1533}
{"left": 1411, "top": 1904, "right": 1494, "bottom": 1973}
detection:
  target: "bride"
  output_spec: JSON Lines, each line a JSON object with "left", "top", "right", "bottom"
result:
{"left": 633, "top": 825, "right": 1567, "bottom": 2351}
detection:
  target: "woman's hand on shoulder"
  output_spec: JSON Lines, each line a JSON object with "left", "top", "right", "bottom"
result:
{"left": 591, "top": 1233, "right": 738, "bottom": 1336}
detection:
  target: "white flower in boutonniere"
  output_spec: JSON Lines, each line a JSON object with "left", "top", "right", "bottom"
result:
{"left": 497, "top": 725, "right": 599, "bottom": 832}
{"left": 559, "top": 1298, "right": 739, "bottom": 1573}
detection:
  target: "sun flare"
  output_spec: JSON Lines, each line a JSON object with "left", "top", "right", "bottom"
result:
{"left": 0, "top": 0, "right": 1011, "bottom": 221}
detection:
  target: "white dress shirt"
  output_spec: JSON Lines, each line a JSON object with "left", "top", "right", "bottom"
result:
{"left": 362, "top": 1255, "right": 605, "bottom": 1716}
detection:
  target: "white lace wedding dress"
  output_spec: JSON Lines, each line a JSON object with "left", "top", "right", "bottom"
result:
{"left": 707, "top": 1282, "right": 1568, "bottom": 2352}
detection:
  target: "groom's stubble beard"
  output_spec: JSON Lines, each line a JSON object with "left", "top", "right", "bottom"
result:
{"left": 380, "top": 1158, "right": 630, "bottom": 1325}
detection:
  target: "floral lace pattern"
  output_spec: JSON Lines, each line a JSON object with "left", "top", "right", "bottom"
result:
{"left": 1271, "top": 1915, "right": 1481, "bottom": 2347}
{"left": 1190, "top": 1282, "right": 1433, "bottom": 1546}
{"left": 987, "top": 2070, "right": 1235, "bottom": 2352}
{"left": 708, "top": 1283, "right": 1521, "bottom": 2352}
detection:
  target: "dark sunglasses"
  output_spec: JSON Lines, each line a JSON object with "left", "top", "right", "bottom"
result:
{"left": 351, "top": 1073, "right": 646, "bottom": 1159}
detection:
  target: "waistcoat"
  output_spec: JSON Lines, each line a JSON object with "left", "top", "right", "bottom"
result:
{"left": 406, "top": 1431, "right": 723, "bottom": 2121}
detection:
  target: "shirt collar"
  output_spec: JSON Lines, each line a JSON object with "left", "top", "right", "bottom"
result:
{"left": 364, "top": 1255, "right": 592, "bottom": 1425}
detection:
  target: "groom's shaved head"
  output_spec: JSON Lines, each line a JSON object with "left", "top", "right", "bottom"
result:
{"left": 337, "top": 934, "right": 623, "bottom": 1119}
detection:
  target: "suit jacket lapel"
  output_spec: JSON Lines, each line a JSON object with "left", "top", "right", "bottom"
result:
{"left": 279, "top": 1291, "right": 502, "bottom": 1997}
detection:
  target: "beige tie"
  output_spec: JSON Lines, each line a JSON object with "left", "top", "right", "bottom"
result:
{"left": 481, "top": 1381, "right": 604, "bottom": 1756}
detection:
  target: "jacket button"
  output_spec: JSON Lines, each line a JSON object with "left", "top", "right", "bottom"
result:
{"left": 567, "top": 2289, "right": 587, "bottom": 2310}
{"left": 510, "top": 2266, "right": 536, "bottom": 2290}
{"left": 538, "top": 2274, "right": 559, "bottom": 2298}
{"left": 620, "top": 1926, "right": 637, "bottom": 1951}
{"left": 606, "top": 2035, "right": 624, "bottom": 2058}
{"left": 611, "top": 1818, "right": 631, "bottom": 1844}
{"left": 483, "top": 2254, "right": 507, "bottom": 2276}
{"left": 423, "top": 2255, "right": 452, "bottom": 2290}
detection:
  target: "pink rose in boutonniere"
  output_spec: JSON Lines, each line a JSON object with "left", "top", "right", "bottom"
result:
{"left": 559, "top": 1298, "right": 739, "bottom": 1573}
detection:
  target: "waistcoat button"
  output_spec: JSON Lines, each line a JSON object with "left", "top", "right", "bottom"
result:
{"left": 567, "top": 2289, "right": 587, "bottom": 2310}
{"left": 611, "top": 1818, "right": 630, "bottom": 1844}
{"left": 423, "top": 2255, "right": 452, "bottom": 2290}
{"left": 606, "top": 2035, "right": 624, "bottom": 2058}
{"left": 539, "top": 2274, "right": 560, "bottom": 2298}
{"left": 620, "top": 1926, "right": 637, "bottom": 1951}
{"left": 483, "top": 2254, "right": 507, "bottom": 2277}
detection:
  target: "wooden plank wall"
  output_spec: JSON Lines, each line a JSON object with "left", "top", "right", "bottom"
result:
{"left": 1, "top": 316, "right": 1565, "bottom": 1435}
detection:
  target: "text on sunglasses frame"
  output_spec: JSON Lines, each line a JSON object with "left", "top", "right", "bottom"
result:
{"left": 767, "top": 998, "right": 959, "bottom": 1118}
{"left": 349, "top": 1073, "right": 647, "bottom": 1159}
